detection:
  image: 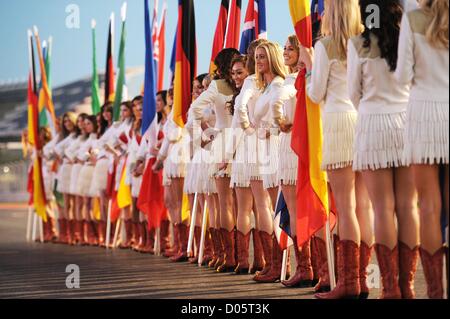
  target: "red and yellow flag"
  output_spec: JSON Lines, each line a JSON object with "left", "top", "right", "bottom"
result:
{"left": 223, "top": 0, "right": 242, "bottom": 49}
{"left": 289, "top": 0, "right": 335, "bottom": 246}
{"left": 173, "top": 0, "right": 197, "bottom": 128}
{"left": 105, "top": 14, "right": 116, "bottom": 103}
{"left": 27, "top": 33, "right": 47, "bottom": 222}
{"left": 33, "top": 28, "right": 56, "bottom": 131}
{"left": 210, "top": 0, "right": 229, "bottom": 73}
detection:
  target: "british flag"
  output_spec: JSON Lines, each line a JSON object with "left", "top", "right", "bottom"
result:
{"left": 239, "top": 0, "right": 267, "bottom": 54}
{"left": 274, "top": 191, "right": 294, "bottom": 251}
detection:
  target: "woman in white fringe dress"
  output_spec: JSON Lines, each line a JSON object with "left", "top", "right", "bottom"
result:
{"left": 301, "top": 0, "right": 373, "bottom": 299}
{"left": 190, "top": 48, "right": 240, "bottom": 272}
{"left": 347, "top": 0, "right": 418, "bottom": 299}
{"left": 395, "top": 0, "right": 449, "bottom": 299}
{"left": 76, "top": 115, "right": 98, "bottom": 246}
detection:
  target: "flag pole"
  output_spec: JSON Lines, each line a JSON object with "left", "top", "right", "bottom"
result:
{"left": 106, "top": 199, "right": 112, "bottom": 249}
{"left": 112, "top": 217, "right": 122, "bottom": 248}
{"left": 26, "top": 206, "right": 33, "bottom": 241}
{"left": 39, "top": 216, "right": 44, "bottom": 243}
{"left": 325, "top": 218, "right": 336, "bottom": 289}
{"left": 198, "top": 198, "right": 209, "bottom": 267}
{"left": 32, "top": 212, "right": 37, "bottom": 242}
{"left": 281, "top": 249, "right": 289, "bottom": 282}
{"left": 187, "top": 192, "right": 198, "bottom": 257}
{"left": 154, "top": 227, "right": 161, "bottom": 256}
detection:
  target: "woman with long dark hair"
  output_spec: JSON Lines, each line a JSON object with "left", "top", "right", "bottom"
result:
{"left": 396, "top": 0, "right": 449, "bottom": 299}
{"left": 347, "top": 0, "right": 419, "bottom": 299}
{"left": 190, "top": 48, "right": 241, "bottom": 272}
{"left": 76, "top": 115, "right": 99, "bottom": 246}
{"left": 299, "top": 0, "right": 374, "bottom": 298}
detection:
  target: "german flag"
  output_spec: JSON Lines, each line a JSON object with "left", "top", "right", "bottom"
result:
{"left": 173, "top": 0, "right": 196, "bottom": 128}
{"left": 224, "top": 0, "right": 242, "bottom": 49}
{"left": 210, "top": 0, "right": 229, "bottom": 73}
{"left": 289, "top": 0, "right": 335, "bottom": 247}
{"left": 105, "top": 13, "right": 115, "bottom": 103}
{"left": 27, "top": 30, "right": 47, "bottom": 222}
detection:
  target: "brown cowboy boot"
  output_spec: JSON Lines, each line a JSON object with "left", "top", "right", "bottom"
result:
{"left": 201, "top": 229, "right": 214, "bottom": 266}
{"left": 67, "top": 219, "right": 76, "bottom": 245}
{"left": 399, "top": 241, "right": 419, "bottom": 299}
{"left": 134, "top": 222, "right": 147, "bottom": 252}
{"left": 315, "top": 240, "right": 361, "bottom": 299}
{"left": 213, "top": 228, "right": 226, "bottom": 270}
{"left": 234, "top": 231, "right": 251, "bottom": 275}
{"left": 359, "top": 241, "right": 373, "bottom": 299}
{"left": 310, "top": 236, "right": 321, "bottom": 287}
{"left": 170, "top": 224, "right": 189, "bottom": 262}
{"left": 164, "top": 223, "right": 178, "bottom": 258}
{"left": 119, "top": 220, "right": 133, "bottom": 249}
{"left": 160, "top": 219, "right": 171, "bottom": 253}
{"left": 87, "top": 221, "right": 98, "bottom": 246}
{"left": 189, "top": 226, "right": 202, "bottom": 264}
{"left": 131, "top": 221, "right": 139, "bottom": 248}
{"left": 254, "top": 231, "right": 273, "bottom": 277}
{"left": 333, "top": 234, "right": 340, "bottom": 282}
{"left": 282, "top": 238, "right": 314, "bottom": 288}
{"left": 253, "top": 234, "right": 283, "bottom": 283}
{"left": 217, "top": 228, "right": 237, "bottom": 273}
{"left": 313, "top": 237, "right": 331, "bottom": 293}
{"left": 208, "top": 228, "right": 220, "bottom": 268}
{"left": 419, "top": 246, "right": 445, "bottom": 299}
{"left": 249, "top": 229, "right": 265, "bottom": 274}
{"left": 374, "top": 244, "right": 401, "bottom": 299}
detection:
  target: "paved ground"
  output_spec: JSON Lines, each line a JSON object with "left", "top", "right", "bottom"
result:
{"left": 0, "top": 208, "right": 430, "bottom": 299}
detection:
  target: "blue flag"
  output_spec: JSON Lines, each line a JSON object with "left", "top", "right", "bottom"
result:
{"left": 142, "top": 0, "right": 157, "bottom": 135}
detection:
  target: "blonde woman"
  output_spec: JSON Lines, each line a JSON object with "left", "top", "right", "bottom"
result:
{"left": 251, "top": 41, "right": 288, "bottom": 283}
{"left": 396, "top": 0, "right": 449, "bottom": 299}
{"left": 275, "top": 35, "right": 315, "bottom": 288}
{"left": 300, "top": 0, "right": 373, "bottom": 299}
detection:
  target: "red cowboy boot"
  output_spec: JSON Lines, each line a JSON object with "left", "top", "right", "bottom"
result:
{"left": 419, "top": 246, "right": 445, "bottom": 299}
{"left": 170, "top": 224, "right": 189, "bottom": 262}
{"left": 189, "top": 226, "right": 202, "bottom": 264}
{"left": 399, "top": 241, "right": 419, "bottom": 299}
{"left": 374, "top": 244, "right": 402, "bottom": 299}
{"left": 119, "top": 220, "right": 133, "bottom": 249}
{"left": 310, "top": 236, "right": 321, "bottom": 287}
{"left": 131, "top": 221, "right": 139, "bottom": 248}
{"left": 282, "top": 238, "right": 314, "bottom": 288}
{"left": 141, "top": 226, "right": 155, "bottom": 254}
{"left": 87, "top": 221, "right": 98, "bottom": 246}
{"left": 97, "top": 221, "right": 106, "bottom": 248}
{"left": 134, "top": 222, "right": 147, "bottom": 252}
{"left": 67, "top": 219, "right": 76, "bottom": 245}
{"left": 359, "top": 241, "right": 373, "bottom": 299}
{"left": 234, "top": 231, "right": 251, "bottom": 275}
{"left": 217, "top": 228, "right": 237, "bottom": 273}
{"left": 313, "top": 237, "right": 331, "bottom": 293}
{"left": 253, "top": 234, "right": 284, "bottom": 283}
{"left": 333, "top": 234, "right": 340, "bottom": 282}
{"left": 315, "top": 240, "right": 361, "bottom": 299}
{"left": 249, "top": 229, "right": 265, "bottom": 274}
{"left": 56, "top": 219, "right": 68, "bottom": 244}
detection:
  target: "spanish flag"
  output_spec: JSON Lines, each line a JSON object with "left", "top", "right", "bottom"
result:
{"left": 289, "top": 0, "right": 335, "bottom": 247}
{"left": 27, "top": 30, "right": 47, "bottom": 222}
{"left": 173, "top": 0, "right": 197, "bottom": 128}
{"left": 210, "top": 0, "right": 229, "bottom": 73}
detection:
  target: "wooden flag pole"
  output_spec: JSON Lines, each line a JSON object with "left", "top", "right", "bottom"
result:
{"left": 39, "top": 216, "right": 44, "bottom": 243}
{"left": 105, "top": 200, "right": 112, "bottom": 249}
{"left": 281, "top": 249, "right": 289, "bottom": 282}
{"left": 198, "top": 199, "right": 208, "bottom": 267}
{"left": 32, "top": 212, "right": 37, "bottom": 242}
{"left": 113, "top": 218, "right": 122, "bottom": 248}
{"left": 154, "top": 227, "right": 161, "bottom": 256}
{"left": 187, "top": 192, "right": 198, "bottom": 257}
{"left": 26, "top": 206, "right": 33, "bottom": 241}
{"left": 325, "top": 218, "right": 336, "bottom": 289}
